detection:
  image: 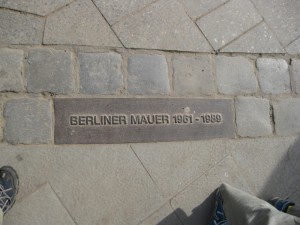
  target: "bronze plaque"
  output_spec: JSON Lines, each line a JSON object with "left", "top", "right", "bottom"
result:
{"left": 54, "top": 98, "right": 235, "bottom": 144}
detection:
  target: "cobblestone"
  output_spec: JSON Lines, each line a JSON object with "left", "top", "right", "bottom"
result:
{"left": 235, "top": 97, "right": 272, "bottom": 137}
{"left": 291, "top": 59, "right": 300, "bottom": 94}
{"left": 221, "top": 23, "right": 285, "bottom": 53}
{"left": 196, "top": 0, "right": 262, "bottom": 50}
{"left": 79, "top": 52, "right": 123, "bottom": 94}
{"left": 256, "top": 58, "right": 290, "bottom": 94}
{"left": 273, "top": 98, "right": 300, "bottom": 135}
{"left": 127, "top": 54, "right": 170, "bottom": 95}
{"left": 27, "top": 49, "right": 75, "bottom": 94}
{"left": 0, "top": 49, "right": 24, "bottom": 92}
{"left": 113, "top": 0, "right": 212, "bottom": 52}
{"left": 0, "top": 0, "right": 73, "bottom": 16}
{"left": 0, "top": 9, "right": 44, "bottom": 45}
{"left": 216, "top": 56, "right": 258, "bottom": 95}
{"left": 4, "top": 98, "right": 52, "bottom": 144}
{"left": 173, "top": 55, "right": 215, "bottom": 96}
{"left": 44, "top": 0, "right": 121, "bottom": 47}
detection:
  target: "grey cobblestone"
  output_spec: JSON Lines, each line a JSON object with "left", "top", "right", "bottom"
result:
{"left": 4, "top": 98, "right": 52, "bottom": 144}
{"left": 273, "top": 98, "right": 300, "bottom": 135}
{"left": 235, "top": 97, "right": 272, "bottom": 137}
{"left": 0, "top": 0, "right": 73, "bottom": 16}
{"left": 0, "top": 49, "right": 24, "bottom": 92}
{"left": 196, "top": 0, "right": 262, "bottom": 50}
{"left": 27, "top": 49, "right": 75, "bottom": 94}
{"left": 79, "top": 52, "right": 123, "bottom": 94}
{"left": 291, "top": 59, "right": 300, "bottom": 94}
{"left": 127, "top": 54, "right": 170, "bottom": 95}
{"left": 256, "top": 58, "right": 290, "bottom": 94}
{"left": 173, "top": 55, "right": 215, "bottom": 96}
{"left": 216, "top": 56, "right": 258, "bottom": 95}
{"left": 44, "top": 0, "right": 121, "bottom": 47}
{"left": 0, "top": 9, "right": 44, "bottom": 45}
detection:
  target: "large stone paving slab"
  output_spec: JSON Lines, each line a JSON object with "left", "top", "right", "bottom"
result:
{"left": 113, "top": 0, "right": 212, "bottom": 52}
{"left": 286, "top": 37, "right": 300, "bottom": 54}
{"left": 196, "top": 0, "right": 262, "bottom": 50}
{"left": 221, "top": 22, "right": 285, "bottom": 53}
{"left": 44, "top": 0, "right": 121, "bottom": 47}
{"left": 0, "top": 0, "right": 74, "bottom": 16}
{"left": 0, "top": 9, "right": 44, "bottom": 45}
{"left": 252, "top": 0, "right": 300, "bottom": 46}
{"left": 4, "top": 184, "right": 76, "bottom": 225}
{"left": 93, "top": 0, "right": 156, "bottom": 25}
{"left": 0, "top": 145, "right": 164, "bottom": 225}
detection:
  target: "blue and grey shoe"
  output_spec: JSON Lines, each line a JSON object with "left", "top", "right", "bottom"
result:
{"left": 0, "top": 166, "right": 19, "bottom": 214}
{"left": 210, "top": 190, "right": 228, "bottom": 225}
{"left": 269, "top": 197, "right": 295, "bottom": 213}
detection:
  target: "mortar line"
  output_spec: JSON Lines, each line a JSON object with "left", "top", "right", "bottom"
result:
{"left": 0, "top": 7, "right": 44, "bottom": 17}
{"left": 130, "top": 145, "right": 157, "bottom": 185}
{"left": 193, "top": 0, "right": 230, "bottom": 22}
{"left": 286, "top": 35, "right": 300, "bottom": 48}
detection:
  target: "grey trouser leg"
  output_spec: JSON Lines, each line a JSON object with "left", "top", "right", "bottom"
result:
{"left": 219, "top": 184, "right": 300, "bottom": 225}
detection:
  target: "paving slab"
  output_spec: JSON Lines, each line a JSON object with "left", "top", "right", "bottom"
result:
{"left": 273, "top": 98, "right": 300, "bottom": 136}
{"left": 171, "top": 155, "right": 252, "bottom": 225}
{"left": 196, "top": 0, "right": 262, "bottom": 50}
{"left": 291, "top": 59, "right": 300, "bottom": 94}
{"left": 79, "top": 52, "right": 123, "bottom": 94}
{"left": 132, "top": 140, "right": 228, "bottom": 198}
{"left": 256, "top": 58, "right": 291, "bottom": 94}
{"left": 27, "top": 48, "right": 75, "bottom": 94}
{"left": 221, "top": 22, "right": 285, "bottom": 53}
{"left": 229, "top": 136, "right": 300, "bottom": 199}
{"left": 4, "top": 98, "right": 52, "bottom": 144}
{"left": 235, "top": 97, "right": 272, "bottom": 137}
{"left": 44, "top": 0, "right": 121, "bottom": 47}
{"left": 113, "top": 0, "right": 212, "bottom": 52}
{"left": 139, "top": 203, "right": 182, "bottom": 225}
{"left": 4, "top": 184, "right": 76, "bottom": 225}
{"left": 127, "top": 54, "right": 170, "bottom": 95}
{"left": 0, "top": 49, "right": 24, "bottom": 92}
{"left": 0, "top": 9, "right": 44, "bottom": 45}
{"left": 251, "top": 0, "right": 300, "bottom": 46}
{"left": 93, "top": 0, "right": 156, "bottom": 25}
{"left": 0, "top": 145, "right": 164, "bottom": 225}
{"left": 172, "top": 55, "right": 216, "bottom": 96}
{"left": 216, "top": 56, "right": 258, "bottom": 95}
{"left": 0, "top": 0, "right": 73, "bottom": 16}
{"left": 286, "top": 37, "right": 300, "bottom": 54}
{"left": 179, "top": 0, "right": 228, "bottom": 20}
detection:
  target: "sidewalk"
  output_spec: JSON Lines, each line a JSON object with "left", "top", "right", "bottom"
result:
{"left": 0, "top": 0, "right": 300, "bottom": 224}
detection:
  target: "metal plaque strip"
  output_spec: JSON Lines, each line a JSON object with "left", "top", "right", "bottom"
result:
{"left": 54, "top": 98, "right": 235, "bottom": 144}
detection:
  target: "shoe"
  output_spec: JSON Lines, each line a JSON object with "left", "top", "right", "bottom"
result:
{"left": 269, "top": 197, "right": 295, "bottom": 213}
{"left": 0, "top": 166, "right": 19, "bottom": 214}
{"left": 210, "top": 190, "right": 228, "bottom": 225}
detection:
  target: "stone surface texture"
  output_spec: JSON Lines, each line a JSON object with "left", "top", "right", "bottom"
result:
{"left": 0, "top": 0, "right": 73, "bottom": 16}
{"left": 93, "top": 0, "right": 156, "bottom": 25}
{"left": 221, "top": 23, "right": 285, "bottom": 53}
{"left": 235, "top": 97, "right": 272, "bottom": 137}
{"left": 4, "top": 98, "right": 52, "bottom": 144}
{"left": 286, "top": 37, "right": 300, "bottom": 54}
{"left": 27, "top": 49, "right": 75, "bottom": 94}
{"left": 273, "top": 98, "right": 300, "bottom": 135}
{"left": 5, "top": 184, "right": 76, "bottom": 225}
{"left": 79, "top": 52, "right": 123, "bottom": 94}
{"left": 173, "top": 55, "right": 215, "bottom": 96}
{"left": 256, "top": 58, "right": 290, "bottom": 94}
{"left": 0, "top": 49, "right": 24, "bottom": 92}
{"left": 127, "top": 54, "right": 170, "bottom": 95}
{"left": 44, "top": 0, "right": 121, "bottom": 47}
{"left": 196, "top": 0, "right": 262, "bottom": 49}
{"left": 292, "top": 59, "right": 300, "bottom": 94}
{"left": 216, "top": 56, "right": 258, "bottom": 95}
{"left": 0, "top": 9, "right": 44, "bottom": 45}
{"left": 113, "top": 0, "right": 212, "bottom": 52}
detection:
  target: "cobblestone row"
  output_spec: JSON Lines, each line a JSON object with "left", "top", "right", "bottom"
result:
{"left": 0, "top": 46, "right": 300, "bottom": 144}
